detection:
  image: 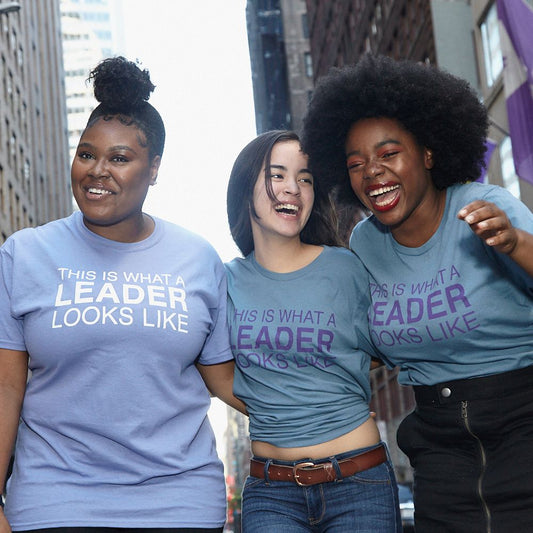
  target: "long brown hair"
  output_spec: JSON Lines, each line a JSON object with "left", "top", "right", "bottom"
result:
{"left": 227, "top": 130, "right": 341, "bottom": 256}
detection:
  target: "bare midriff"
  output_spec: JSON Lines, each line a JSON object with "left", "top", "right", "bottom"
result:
{"left": 251, "top": 417, "right": 381, "bottom": 461}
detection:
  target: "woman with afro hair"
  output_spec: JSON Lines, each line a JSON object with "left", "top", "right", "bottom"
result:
{"left": 301, "top": 54, "right": 533, "bottom": 533}
{"left": 0, "top": 56, "right": 244, "bottom": 531}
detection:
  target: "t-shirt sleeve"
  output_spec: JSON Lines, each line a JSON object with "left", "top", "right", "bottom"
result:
{"left": 345, "top": 252, "right": 379, "bottom": 358}
{"left": 0, "top": 241, "right": 26, "bottom": 351}
{"left": 196, "top": 258, "right": 233, "bottom": 365}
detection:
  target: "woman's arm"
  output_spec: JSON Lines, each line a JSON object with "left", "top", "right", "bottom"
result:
{"left": 506, "top": 228, "right": 533, "bottom": 278}
{"left": 0, "top": 349, "right": 28, "bottom": 530}
{"left": 197, "top": 361, "right": 248, "bottom": 415}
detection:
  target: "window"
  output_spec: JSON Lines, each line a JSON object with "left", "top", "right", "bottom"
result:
{"left": 9, "top": 132, "right": 16, "bottom": 166}
{"left": 24, "top": 159, "right": 30, "bottom": 184}
{"left": 304, "top": 52, "right": 313, "bottom": 78}
{"left": 10, "top": 28, "right": 16, "bottom": 52}
{"left": 301, "top": 13, "right": 309, "bottom": 39}
{"left": 480, "top": 3, "right": 503, "bottom": 87}
{"left": 500, "top": 136, "right": 520, "bottom": 199}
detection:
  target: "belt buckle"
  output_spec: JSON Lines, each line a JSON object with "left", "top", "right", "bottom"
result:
{"left": 293, "top": 461, "right": 317, "bottom": 486}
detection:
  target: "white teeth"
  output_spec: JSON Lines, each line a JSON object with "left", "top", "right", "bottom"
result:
{"left": 275, "top": 203, "right": 299, "bottom": 213}
{"left": 375, "top": 196, "right": 394, "bottom": 207}
{"left": 88, "top": 187, "right": 111, "bottom": 195}
{"left": 368, "top": 184, "right": 400, "bottom": 197}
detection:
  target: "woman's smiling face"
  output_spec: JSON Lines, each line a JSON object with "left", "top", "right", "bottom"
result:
{"left": 71, "top": 117, "right": 160, "bottom": 240}
{"left": 345, "top": 117, "right": 438, "bottom": 242}
{"left": 250, "top": 140, "right": 315, "bottom": 246}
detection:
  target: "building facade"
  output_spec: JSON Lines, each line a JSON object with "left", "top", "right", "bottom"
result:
{"left": 306, "top": 0, "right": 436, "bottom": 77}
{"left": 279, "top": 0, "right": 314, "bottom": 134}
{"left": 246, "top": 0, "right": 290, "bottom": 133}
{"left": 471, "top": 0, "right": 533, "bottom": 207}
{"left": 246, "top": 0, "right": 314, "bottom": 134}
{"left": 60, "top": 0, "right": 124, "bottom": 163}
{"left": 1, "top": 0, "right": 71, "bottom": 243}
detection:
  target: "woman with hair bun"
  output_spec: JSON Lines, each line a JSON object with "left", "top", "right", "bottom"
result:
{"left": 0, "top": 56, "right": 243, "bottom": 532}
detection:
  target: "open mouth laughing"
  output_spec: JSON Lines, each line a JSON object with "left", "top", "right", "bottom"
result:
{"left": 367, "top": 184, "right": 400, "bottom": 211}
{"left": 274, "top": 203, "right": 300, "bottom": 215}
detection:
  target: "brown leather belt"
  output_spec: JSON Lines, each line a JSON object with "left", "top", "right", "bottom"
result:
{"left": 249, "top": 444, "right": 387, "bottom": 486}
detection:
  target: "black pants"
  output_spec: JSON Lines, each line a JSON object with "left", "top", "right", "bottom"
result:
{"left": 397, "top": 365, "right": 533, "bottom": 533}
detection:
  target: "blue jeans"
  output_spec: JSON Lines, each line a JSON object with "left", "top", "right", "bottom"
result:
{"left": 13, "top": 529, "right": 224, "bottom": 533}
{"left": 241, "top": 444, "right": 401, "bottom": 532}
{"left": 14, "top": 529, "right": 223, "bottom": 532}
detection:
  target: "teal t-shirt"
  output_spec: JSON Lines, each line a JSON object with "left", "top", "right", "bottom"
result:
{"left": 226, "top": 246, "right": 376, "bottom": 448}
{"left": 0, "top": 211, "right": 231, "bottom": 529}
{"left": 350, "top": 182, "right": 533, "bottom": 386}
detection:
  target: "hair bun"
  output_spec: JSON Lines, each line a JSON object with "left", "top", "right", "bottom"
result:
{"left": 89, "top": 56, "right": 155, "bottom": 113}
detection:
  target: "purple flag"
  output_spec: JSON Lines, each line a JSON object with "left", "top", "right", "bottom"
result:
{"left": 497, "top": 0, "right": 533, "bottom": 186}
{"left": 478, "top": 138, "right": 498, "bottom": 183}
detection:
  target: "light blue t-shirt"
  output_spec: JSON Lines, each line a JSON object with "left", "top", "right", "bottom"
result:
{"left": 350, "top": 182, "right": 533, "bottom": 386}
{"left": 226, "top": 246, "right": 376, "bottom": 448}
{"left": 0, "top": 211, "right": 232, "bottom": 529}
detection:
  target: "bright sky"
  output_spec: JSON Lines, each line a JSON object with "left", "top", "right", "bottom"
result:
{"left": 120, "top": 0, "right": 256, "bottom": 263}
{"left": 118, "top": 0, "right": 256, "bottom": 459}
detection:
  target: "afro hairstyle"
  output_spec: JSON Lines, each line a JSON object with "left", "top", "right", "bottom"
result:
{"left": 301, "top": 54, "right": 489, "bottom": 203}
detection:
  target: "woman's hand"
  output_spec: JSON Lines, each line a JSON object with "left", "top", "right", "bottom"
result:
{"left": 0, "top": 508, "right": 12, "bottom": 533}
{"left": 458, "top": 200, "right": 533, "bottom": 277}
{"left": 458, "top": 200, "right": 518, "bottom": 254}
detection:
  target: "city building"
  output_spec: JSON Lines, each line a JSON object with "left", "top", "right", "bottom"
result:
{"left": 306, "top": 0, "right": 436, "bottom": 77}
{"left": 246, "top": 0, "right": 314, "bottom": 134}
{"left": 60, "top": 0, "right": 124, "bottom": 163}
{"left": 471, "top": 0, "right": 533, "bottom": 207}
{"left": 0, "top": 0, "right": 71, "bottom": 242}
{"left": 279, "top": 0, "right": 314, "bottom": 133}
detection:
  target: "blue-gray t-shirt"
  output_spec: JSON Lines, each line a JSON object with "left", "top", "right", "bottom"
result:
{"left": 350, "top": 183, "right": 533, "bottom": 386}
{"left": 226, "top": 246, "right": 376, "bottom": 448}
{"left": 0, "top": 211, "right": 231, "bottom": 529}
